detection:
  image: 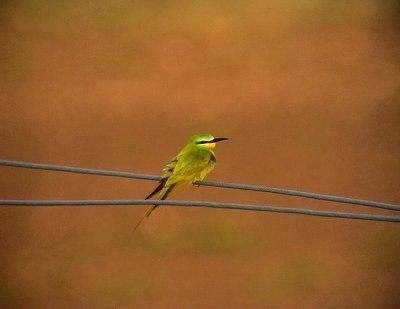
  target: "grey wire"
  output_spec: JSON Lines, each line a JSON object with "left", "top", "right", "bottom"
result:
{"left": 201, "top": 180, "right": 400, "bottom": 211}
{"left": 1, "top": 159, "right": 399, "bottom": 211}
{"left": 0, "top": 159, "right": 160, "bottom": 181}
{"left": 0, "top": 199, "right": 399, "bottom": 223}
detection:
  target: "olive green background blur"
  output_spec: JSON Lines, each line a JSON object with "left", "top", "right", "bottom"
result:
{"left": 1, "top": 1, "right": 399, "bottom": 308}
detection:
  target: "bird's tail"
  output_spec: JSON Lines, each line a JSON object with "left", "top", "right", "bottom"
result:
{"left": 132, "top": 184, "right": 175, "bottom": 234}
{"left": 132, "top": 204, "right": 158, "bottom": 233}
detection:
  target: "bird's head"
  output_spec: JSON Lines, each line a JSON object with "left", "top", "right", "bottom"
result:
{"left": 190, "top": 134, "right": 228, "bottom": 150}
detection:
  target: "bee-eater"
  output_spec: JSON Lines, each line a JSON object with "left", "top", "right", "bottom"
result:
{"left": 133, "top": 133, "right": 228, "bottom": 232}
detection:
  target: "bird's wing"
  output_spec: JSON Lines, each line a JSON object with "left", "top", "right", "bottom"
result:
{"left": 162, "top": 157, "right": 178, "bottom": 177}
{"left": 144, "top": 157, "right": 178, "bottom": 200}
{"left": 167, "top": 150, "right": 216, "bottom": 185}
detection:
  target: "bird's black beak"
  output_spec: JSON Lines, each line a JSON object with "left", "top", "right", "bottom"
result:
{"left": 213, "top": 137, "right": 229, "bottom": 143}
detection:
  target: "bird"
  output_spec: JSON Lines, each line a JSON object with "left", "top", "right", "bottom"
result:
{"left": 133, "top": 133, "right": 228, "bottom": 233}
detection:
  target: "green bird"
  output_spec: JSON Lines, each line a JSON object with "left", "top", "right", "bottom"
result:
{"left": 133, "top": 133, "right": 228, "bottom": 232}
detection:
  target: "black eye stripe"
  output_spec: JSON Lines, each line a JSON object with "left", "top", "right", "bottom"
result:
{"left": 196, "top": 140, "right": 213, "bottom": 144}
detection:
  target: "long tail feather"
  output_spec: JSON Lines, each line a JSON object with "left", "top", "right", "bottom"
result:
{"left": 132, "top": 205, "right": 158, "bottom": 233}
{"left": 145, "top": 178, "right": 167, "bottom": 200}
{"left": 132, "top": 184, "right": 176, "bottom": 234}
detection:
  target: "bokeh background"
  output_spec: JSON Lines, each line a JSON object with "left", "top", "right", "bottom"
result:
{"left": 1, "top": 1, "right": 400, "bottom": 308}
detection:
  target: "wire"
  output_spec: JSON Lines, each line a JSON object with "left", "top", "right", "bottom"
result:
{"left": 0, "top": 159, "right": 160, "bottom": 180}
{"left": 202, "top": 180, "right": 400, "bottom": 211}
{"left": 0, "top": 199, "right": 399, "bottom": 223}
{"left": 1, "top": 159, "right": 399, "bottom": 211}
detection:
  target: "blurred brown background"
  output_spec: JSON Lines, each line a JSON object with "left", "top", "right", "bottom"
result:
{"left": 1, "top": 1, "right": 400, "bottom": 308}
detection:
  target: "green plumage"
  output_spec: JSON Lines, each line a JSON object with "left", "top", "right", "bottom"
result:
{"left": 133, "top": 133, "right": 228, "bottom": 233}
